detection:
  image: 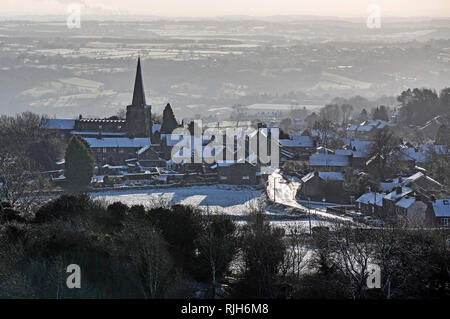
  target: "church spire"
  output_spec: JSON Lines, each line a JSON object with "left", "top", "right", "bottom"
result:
{"left": 132, "top": 57, "right": 146, "bottom": 107}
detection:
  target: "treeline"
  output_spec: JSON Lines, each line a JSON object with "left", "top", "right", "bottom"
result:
{"left": 0, "top": 112, "right": 66, "bottom": 170}
{"left": 0, "top": 195, "right": 448, "bottom": 299}
{"left": 398, "top": 88, "right": 450, "bottom": 126}
{"left": 0, "top": 112, "right": 67, "bottom": 210}
{"left": 313, "top": 87, "right": 450, "bottom": 127}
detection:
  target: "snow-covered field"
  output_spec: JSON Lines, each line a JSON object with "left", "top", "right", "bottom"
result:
{"left": 91, "top": 185, "right": 264, "bottom": 216}
{"left": 90, "top": 184, "right": 345, "bottom": 232}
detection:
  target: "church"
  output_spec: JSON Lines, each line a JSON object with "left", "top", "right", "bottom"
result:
{"left": 42, "top": 58, "right": 163, "bottom": 166}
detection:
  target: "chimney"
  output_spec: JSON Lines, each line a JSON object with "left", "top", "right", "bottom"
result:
{"left": 398, "top": 176, "right": 402, "bottom": 183}
{"left": 314, "top": 171, "right": 319, "bottom": 177}
{"left": 395, "top": 186, "right": 402, "bottom": 195}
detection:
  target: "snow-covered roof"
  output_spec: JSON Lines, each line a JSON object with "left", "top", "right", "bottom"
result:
{"left": 406, "top": 172, "right": 442, "bottom": 188}
{"left": 136, "top": 145, "right": 150, "bottom": 155}
{"left": 71, "top": 131, "right": 127, "bottom": 136}
{"left": 347, "top": 120, "right": 395, "bottom": 134}
{"left": 431, "top": 199, "right": 450, "bottom": 217}
{"left": 357, "top": 125, "right": 374, "bottom": 132}
{"left": 152, "top": 124, "right": 162, "bottom": 134}
{"left": 395, "top": 196, "right": 417, "bottom": 209}
{"left": 42, "top": 119, "right": 76, "bottom": 130}
{"left": 398, "top": 147, "right": 427, "bottom": 163}
{"left": 302, "top": 171, "right": 345, "bottom": 182}
{"left": 334, "top": 149, "right": 353, "bottom": 156}
{"left": 380, "top": 178, "right": 402, "bottom": 192}
{"left": 309, "top": 154, "right": 350, "bottom": 167}
{"left": 318, "top": 172, "right": 344, "bottom": 181}
{"left": 356, "top": 192, "right": 384, "bottom": 207}
{"left": 83, "top": 137, "right": 151, "bottom": 148}
{"left": 212, "top": 158, "right": 256, "bottom": 168}
{"left": 280, "top": 135, "right": 314, "bottom": 148}
{"left": 384, "top": 187, "right": 413, "bottom": 201}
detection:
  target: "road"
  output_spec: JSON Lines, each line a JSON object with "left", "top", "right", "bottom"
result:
{"left": 267, "top": 172, "right": 354, "bottom": 223}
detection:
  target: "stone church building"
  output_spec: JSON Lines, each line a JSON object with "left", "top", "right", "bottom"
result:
{"left": 42, "top": 58, "right": 163, "bottom": 165}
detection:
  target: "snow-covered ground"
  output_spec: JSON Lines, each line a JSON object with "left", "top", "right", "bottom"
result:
{"left": 267, "top": 172, "right": 353, "bottom": 222}
{"left": 90, "top": 183, "right": 345, "bottom": 233}
{"left": 91, "top": 185, "right": 264, "bottom": 216}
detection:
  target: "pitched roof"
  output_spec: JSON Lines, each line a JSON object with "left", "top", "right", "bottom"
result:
{"left": 41, "top": 119, "right": 75, "bottom": 130}
{"left": 83, "top": 137, "right": 151, "bottom": 148}
{"left": 301, "top": 171, "right": 345, "bottom": 182}
{"left": 431, "top": 199, "right": 450, "bottom": 217}
{"left": 384, "top": 187, "right": 413, "bottom": 201}
{"left": 279, "top": 135, "right": 314, "bottom": 147}
{"left": 395, "top": 196, "right": 417, "bottom": 209}
{"left": 356, "top": 192, "right": 384, "bottom": 207}
{"left": 309, "top": 154, "right": 350, "bottom": 167}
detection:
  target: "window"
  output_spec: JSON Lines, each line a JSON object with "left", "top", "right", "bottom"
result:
{"left": 443, "top": 200, "right": 449, "bottom": 205}
{"left": 220, "top": 176, "right": 228, "bottom": 180}
{"left": 442, "top": 218, "right": 449, "bottom": 226}
{"left": 242, "top": 176, "right": 250, "bottom": 180}
{"left": 103, "top": 148, "right": 107, "bottom": 153}
{"left": 119, "top": 149, "right": 124, "bottom": 154}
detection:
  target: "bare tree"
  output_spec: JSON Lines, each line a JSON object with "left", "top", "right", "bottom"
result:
{"left": 279, "top": 224, "right": 310, "bottom": 279}
{"left": 313, "top": 118, "right": 335, "bottom": 147}
{"left": 0, "top": 152, "right": 46, "bottom": 211}
{"left": 197, "top": 209, "right": 238, "bottom": 298}
{"left": 121, "top": 220, "right": 176, "bottom": 298}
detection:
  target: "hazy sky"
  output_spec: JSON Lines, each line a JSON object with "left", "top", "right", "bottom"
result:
{"left": 1, "top": 0, "right": 449, "bottom": 17}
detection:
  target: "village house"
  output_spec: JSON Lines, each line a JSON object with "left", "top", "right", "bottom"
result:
{"left": 355, "top": 192, "right": 384, "bottom": 215}
{"left": 297, "top": 171, "right": 345, "bottom": 202}
{"left": 379, "top": 172, "right": 443, "bottom": 195}
{"left": 426, "top": 199, "right": 450, "bottom": 227}
{"left": 342, "top": 138, "right": 373, "bottom": 169}
{"left": 213, "top": 161, "right": 258, "bottom": 185}
{"left": 135, "top": 145, "right": 166, "bottom": 168}
{"left": 382, "top": 186, "right": 413, "bottom": 217}
{"left": 402, "top": 172, "right": 443, "bottom": 194}
{"left": 346, "top": 120, "right": 396, "bottom": 140}
{"left": 394, "top": 196, "right": 428, "bottom": 226}
{"left": 279, "top": 135, "right": 315, "bottom": 160}
{"left": 308, "top": 153, "right": 351, "bottom": 172}
{"left": 83, "top": 137, "right": 151, "bottom": 165}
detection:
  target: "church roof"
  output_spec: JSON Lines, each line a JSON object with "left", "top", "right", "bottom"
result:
{"left": 131, "top": 57, "right": 147, "bottom": 107}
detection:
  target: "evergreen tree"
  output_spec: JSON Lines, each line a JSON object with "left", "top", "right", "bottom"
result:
{"left": 64, "top": 136, "right": 94, "bottom": 192}
{"left": 161, "top": 103, "right": 178, "bottom": 134}
{"left": 357, "top": 108, "right": 368, "bottom": 123}
{"left": 372, "top": 106, "right": 389, "bottom": 122}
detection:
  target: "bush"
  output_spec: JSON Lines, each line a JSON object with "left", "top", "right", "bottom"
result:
{"left": 34, "top": 194, "right": 100, "bottom": 225}
{"left": 64, "top": 136, "right": 94, "bottom": 192}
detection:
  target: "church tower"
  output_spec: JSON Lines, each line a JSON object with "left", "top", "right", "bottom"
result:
{"left": 126, "top": 57, "right": 152, "bottom": 138}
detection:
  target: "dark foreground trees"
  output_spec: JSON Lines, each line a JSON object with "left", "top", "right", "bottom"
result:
{"left": 234, "top": 211, "right": 285, "bottom": 298}
{"left": 0, "top": 194, "right": 448, "bottom": 299}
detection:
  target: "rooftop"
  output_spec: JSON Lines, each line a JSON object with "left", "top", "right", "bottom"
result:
{"left": 431, "top": 199, "right": 450, "bottom": 217}
{"left": 356, "top": 192, "right": 384, "bottom": 207}
{"left": 83, "top": 137, "right": 151, "bottom": 148}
